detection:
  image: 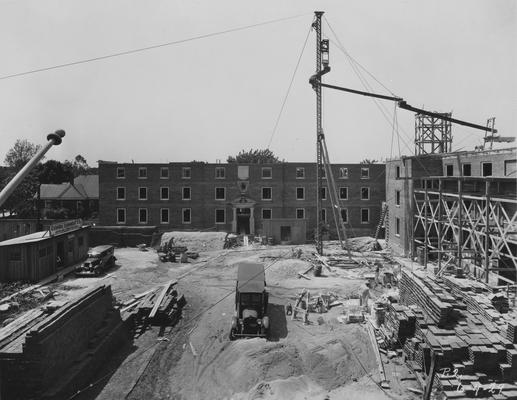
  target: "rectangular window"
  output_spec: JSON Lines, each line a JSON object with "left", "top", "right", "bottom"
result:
{"left": 139, "top": 187, "right": 147, "bottom": 200}
{"left": 182, "top": 187, "right": 191, "bottom": 200}
{"left": 139, "top": 208, "right": 148, "bottom": 224}
{"left": 361, "top": 167, "right": 370, "bottom": 179}
{"left": 339, "top": 167, "right": 349, "bottom": 179}
{"left": 117, "top": 208, "right": 126, "bottom": 224}
{"left": 215, "top": 167, "right": 225, "bottom": 179}
{"left": 482, "top": 162, "right": 492, "bottom": 177}
{"left": 296, "top": 187, "right": 305, "bottom": 200}
{"left": 339, "top": 187, "right": 348, "bottom": 200}
{"left": 321, "top": 168, "right": 326, "bottom": 179}
{"left": 445, "top": 164, "right": 453, "bottom": 176}
{"left": 341, "top": 208, "right": 348, "bottom": 223}
{"left": 215, "top": 187, "right": 226, "bottom": 200}
{"left": 116, "top": 167, "right": 125, "bottom": 179}
{"left": 505, "top": 160, "right": 517, "bottom": 176}
{"left": 160, "top": 187, "right": 169, "bottom": 200}
{"left": 396, "top": 190, "right": 401, "bottom": 206}
{"left": 182, "top": 208, "right": 191, "bottom": 223}
{"left": 138, "top": 167, "right": 147, "bottom": 179}
{"left": 320, "top": 187, "right": 327, "bottom": 200}
{"left": 160, "top": 167, "right": 169, "bottom": 179}
{"left": 215, "top": 209, "right": 225, "bottom": 224}
{"left": 262, "top": 167, "right": 272, "bottom": 179}
{"left": 361, "top": 187, "right": 370, "bottom": 200}
{"left": 395, "top": 217, "right": 400, "bottom": 236}
{"left": 182, "top": 167, "right": 191, "bottom": 179}
{"left": 116, "top": 187, "right": 125, "bottom": 200}
{"left": 395, "top": 166, "right": 400, "bottom": 179}
{"left": 262, "top": 187, "right": 272, "bottom": 200}
{"left": 296, "top": 167, "right": 305, "bottom": 179}
{"left": 262, "top": 209, "right": 272, "bottom": 219}
{"left": 361, "top": 208, "right": 370, "bottom": 223}
{"left": 321, "top": 208, "right": 327, "bottom": 222}
{"left": 160, "top": 208, "right": 169, "bottom": 224}
{"left": 296, "top": 208, "right": 305, "bottom": 219}
{"left": 462, "top": 163, "right": 471, "bottom": 176}
{"left": 238, "top": 166, "right": 249, "bottom": 180}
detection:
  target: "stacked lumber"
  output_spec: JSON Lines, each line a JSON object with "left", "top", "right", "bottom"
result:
{"left": 384, "top": 303, "right": 416, "bottom": 346}
{"left": 135, "top": 281, "right": 186, "bottom": 325}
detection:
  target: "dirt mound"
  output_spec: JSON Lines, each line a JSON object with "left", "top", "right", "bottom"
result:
{"left": 347, "top": 237, "right": 382, "bottom": 252}
{"left": 160, "top": 231, "right": 228, "bottom": 252}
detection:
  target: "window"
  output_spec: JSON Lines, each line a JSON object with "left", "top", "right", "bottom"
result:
{"left": 238, "top": 166, "right": 249, "bottom": 180}
{"left": 139, "top": 187, "right": 147, "bottom": 200}
{"left": 160, "top": 187, "right": 169, "bottom": 200}
{"left": 161, "top": 208, "right": 169, "bottom": 224}
{"left": 215, "top": 167, "right": 225, "bottom": 179}
{"left": 215, "top": 209, "right": 225, "bottom": 224}
{"left": 446, "top": 165, "right": 453, "bottom": 176}
{"left": 320, "top": 187, "right": 327, "bottom": 200}
{"left": 339, "top": 187, "right": 348, "bottom": 200}
{"left": 138, "top": 167, "right": 147, "bottom": 179}
{"left": 296, "top": 187, "right": 305, "bottom": 200}
{"left": 361, "top": 187, "right": 370, "bottom": 200}
{"left": 395, "top": 217, "right": 400, "bottom": 236}
{"left": 296, "top": 167, "right": 305, "bottom": 179}
{"left": 139, "top": 208, "right": 148, "bottom": 224}
{"left": 462, "top": 163, "right": 471, "bottom": 176}
{"left": 395, "top": 190, "right": 401, "bottom": 206}
{"left": 182, "top": 187, "right": 191, "bottom": 200}
{"left": 182, "top": 208, "right": 191, "bottom": 223}
{"left": 341, "top": 208, "right": 348, "bottom": 223}
{"left": 116, "top": 187, "right": 125, "bottom": 200}
{"left": 262, "top": 167, "right": 272, "bottom": 179}
{"left": 482, "top": 162, "right": 492, "bottom": 177}
{"left": 182, "top": 167, "right": 191, "bottom": 179}
{"left": 339, "top": 168, "right": 349, "bottom": 179}
{"left": 321, "top": 209, "right": 327, "bottom": 222}
{"left": 505, "top": 160, "right": 517, "bottom": 176}
{"left": 361, "top": 208, "right": 370, "bottom": 223}
{"left": 321, "top": 168, "right": 326, "bottom": 179}
{"left": 262, "top": 187, "right": 272, "bottom": 200}
{"left": 395, "top": 166, "right": 400, "bottom": 179}
{"left": 117, "top": 208, "right": 126, "bottom": 224}
{"left": 215, "top": 187, "right": 226, "bottom": 200}
{"left": 160, "top": 167, "right": 169, "bottom": 179}
{"left": 296, "top": 208, "right": 305, "bottom": 219}
{"left": 262, "top": 209, "right": 272, "bottom": 219}
{"left": 116, "top": 167, "right": 125, "bottom": 179}
{"left": 361, "top": 168, "right": 370, "bottom": 179}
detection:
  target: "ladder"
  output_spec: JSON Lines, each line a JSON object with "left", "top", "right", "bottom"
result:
{"left": 374, "top": 202, "right": 388, "bottom": 240}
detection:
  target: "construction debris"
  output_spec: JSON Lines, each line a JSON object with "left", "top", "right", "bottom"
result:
{"left": 134, "top": 281, "right": 186, "bottom": 325}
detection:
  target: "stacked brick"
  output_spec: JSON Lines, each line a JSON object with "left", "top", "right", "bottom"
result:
{"left": 395, "top": 270, "right": 517, "bottom": 399}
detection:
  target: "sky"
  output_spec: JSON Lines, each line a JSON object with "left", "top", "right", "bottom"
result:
{"left": 0, "top": 0, "right": 515, "bottom": 166}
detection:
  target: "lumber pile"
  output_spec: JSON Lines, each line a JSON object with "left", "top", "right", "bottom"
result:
{"left": 134, "top": 281, "right": 186, "bottom": 325}
{"left": 383, "top": 303, "right": 416, "bottom": 347}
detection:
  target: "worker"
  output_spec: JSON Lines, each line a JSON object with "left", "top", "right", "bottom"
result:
{"left": 374, "top": 263, "right": 381, "bottom": 288}
{"left": 360, "top": 282, "right": 371, "bottom": 308}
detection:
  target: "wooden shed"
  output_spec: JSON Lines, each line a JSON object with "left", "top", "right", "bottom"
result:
{"left": 0, "top": 221, "right": 89, "bottom": 283}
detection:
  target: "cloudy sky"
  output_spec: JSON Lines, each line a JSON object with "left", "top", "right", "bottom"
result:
{"left": 0, "top": 0, "right": 515, "bottom": 165}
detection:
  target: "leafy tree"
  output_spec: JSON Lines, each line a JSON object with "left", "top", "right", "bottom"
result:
{"left": 4, "top": 139, "right": 41, "bottom": 170}
{"left": 37, "top": 160, "right": 74, "bottom": 184}
{"left": 227, "top": 149, "right": 281, "bottom": 164}
{"left": 64, "top": 154, "right": 96, "bottom": 177}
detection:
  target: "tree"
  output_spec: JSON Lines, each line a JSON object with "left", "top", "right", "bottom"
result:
{"left": 360, "top": 158, "right": 378, "bottom": 165}
{"left": 37, "top": 160, "right": 74, "bottom": 184}
{"left": 64, "top": 154, "right": 96, "bottom": 177}
{"left": 227, "top": 149, "right": 281, "bottom": 164}
{"left": 4, "top": 139, "right": 41, "bottom": 170}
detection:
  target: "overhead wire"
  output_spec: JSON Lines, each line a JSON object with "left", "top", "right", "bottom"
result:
{"left": 267, "top": 16, "right": 314, "bottom": 149}
{"left": 0, "top": 13, "right": 311, "bottom": 81}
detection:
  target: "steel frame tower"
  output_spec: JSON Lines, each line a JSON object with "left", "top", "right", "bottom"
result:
{"left": 314, "top": 11, "right": 324, "bottom": 255}
{"left": 414, "top": 112, "right": 452, "bottom": 155}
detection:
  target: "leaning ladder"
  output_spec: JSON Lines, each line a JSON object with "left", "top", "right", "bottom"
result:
{"left": 374, "top": 202, "right": 388, "bottom": 240}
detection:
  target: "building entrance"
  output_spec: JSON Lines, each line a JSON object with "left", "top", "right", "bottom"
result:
{"left": 236, "top": 208, "right": 251, "bottom": 235}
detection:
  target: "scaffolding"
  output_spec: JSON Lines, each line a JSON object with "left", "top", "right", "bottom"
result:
{"left": 412, "top": 176, "right": 517, "bottom": 284}
{"left": 414, "top": 113, "right": 452, "bottom": 155}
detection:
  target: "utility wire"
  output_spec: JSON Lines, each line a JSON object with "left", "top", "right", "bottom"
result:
{"left": 0, "top": 13, "right": 310, "bottom": 81}
{"left": 267, "top": 17, "right": 313, "bottom": 149}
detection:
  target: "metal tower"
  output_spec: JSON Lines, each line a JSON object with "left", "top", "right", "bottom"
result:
{"left": 414, "top": 112, "right": 452, "bottom": 155}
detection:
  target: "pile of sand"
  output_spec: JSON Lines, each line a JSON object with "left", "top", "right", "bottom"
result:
{"left": 160, "top": 231, "right": 228, "bottom": 252}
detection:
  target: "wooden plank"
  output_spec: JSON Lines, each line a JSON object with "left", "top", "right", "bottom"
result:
{"left": 297, "top": 273, "right": 311, "bottom": 280}
{"left": 149, "top": 280, "right": 177, "bottom": 319}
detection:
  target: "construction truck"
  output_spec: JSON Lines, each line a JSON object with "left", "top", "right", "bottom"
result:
{"left": 230, "top": 262, "right": 269, "bottom": 340}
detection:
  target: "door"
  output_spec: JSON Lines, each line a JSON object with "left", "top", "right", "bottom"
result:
{"left": 280, "top": 226, "right": 291, "bottom": 242}
{"left": 237, "top": 208, "right": 251, "bottom": 234}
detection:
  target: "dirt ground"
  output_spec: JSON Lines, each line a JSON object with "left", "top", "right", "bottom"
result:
{"left": 14, "top": 234, "right": 420, "bottom": 400}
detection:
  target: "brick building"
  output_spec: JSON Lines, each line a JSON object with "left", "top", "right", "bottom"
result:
{"left": 385, "top": 147, "right": 516, "bottom": 283}
{"left": 98, "top": 161, "right": 386, "bottom": 242}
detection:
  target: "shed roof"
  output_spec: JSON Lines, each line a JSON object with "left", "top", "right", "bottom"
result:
{"left": 0, "top": 226, "right": 87, "bottom": 247}
{"left": 236, "top": 262, "right": 265, "bottom": 292}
